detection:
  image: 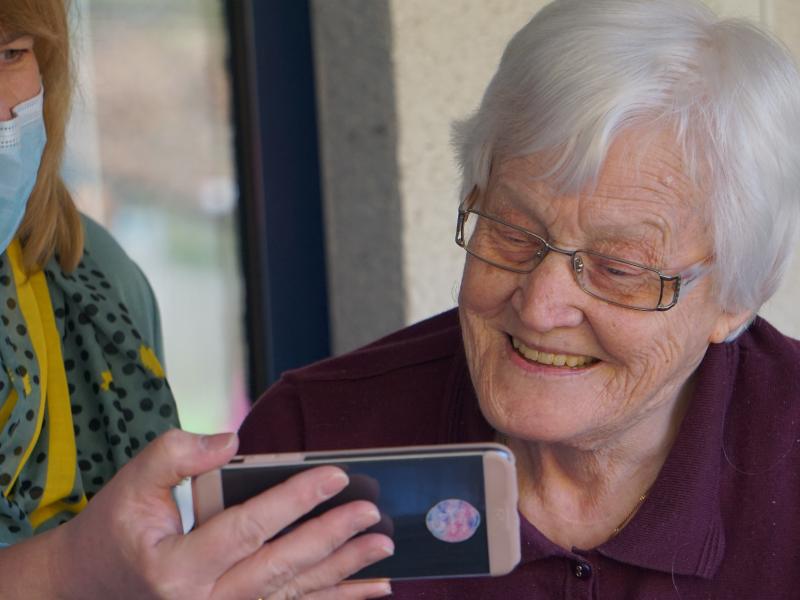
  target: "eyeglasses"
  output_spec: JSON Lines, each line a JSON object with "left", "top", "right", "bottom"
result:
{"left": 455, "top": 207, "right": 710, "bottom": 311}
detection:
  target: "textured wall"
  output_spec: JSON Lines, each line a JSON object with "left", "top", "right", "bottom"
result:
{"left": 390, "top": 0, "right": 549, "bottom": 325}
{"left": 759, "top": 0, "right": 800, "bottom": 337}
{"left": 313, "top": 0, "right": 800, "bottom": 353}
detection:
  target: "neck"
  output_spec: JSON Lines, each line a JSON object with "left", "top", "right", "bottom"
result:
{"left": 508, "top": 375, "right": 695, "bottom": 550}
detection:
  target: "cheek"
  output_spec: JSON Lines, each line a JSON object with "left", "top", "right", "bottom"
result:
{"left": 597, "top": 303, "right": 707, "bottom": 364}
{"left": 5, "top": 60, "right": 41, "bottom": 110}
{"left": 459, "top": 306, "right": 509, "bottom": 430}
{"left": 22, "top": 50, "right": 41, "bottom": 92}
{"left": 458, "top": 265, "right": 511, "bottom": 394}
{"left": 458, "top": 297, "right": 497, "bottom": 372}
{"left": 594, "top": 306, "right": 715, "bottom": 408}
{"left": 458, "top": 260, "right": 514, "bottom": 316}
{"left": 23, "top": 69, "right": 40, "bottom": 98}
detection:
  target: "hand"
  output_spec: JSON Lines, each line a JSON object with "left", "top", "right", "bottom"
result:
{"left": 56, "top": 429, "right": 394, "bottom": 599}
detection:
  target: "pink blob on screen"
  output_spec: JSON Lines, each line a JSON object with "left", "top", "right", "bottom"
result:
{"left": 425, "top": 498, "right": 481, "bottom": 543}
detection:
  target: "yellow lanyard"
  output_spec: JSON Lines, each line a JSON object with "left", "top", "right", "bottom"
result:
{"left": 2, "top": 240, "right": 86, "bottom": 524}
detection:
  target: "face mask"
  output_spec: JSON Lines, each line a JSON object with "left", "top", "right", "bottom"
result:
{"left": 0, "top": 87, "right": 47, "bottom": 255}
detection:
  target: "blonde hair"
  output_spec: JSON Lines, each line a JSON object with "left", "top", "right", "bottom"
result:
{"left": 0, "top": 0, "right": 83, "bottom": 272}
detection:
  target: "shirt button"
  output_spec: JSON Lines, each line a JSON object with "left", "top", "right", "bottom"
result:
{"left": 574, "top": 560, "right": 593, "bottom": 579}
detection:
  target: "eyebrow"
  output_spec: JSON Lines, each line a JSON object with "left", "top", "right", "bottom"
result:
{"left": 488, "top": 182, "right": 542, "bottom": 218}
{"left": 0, "top": 32, "right": 26, "bottom": 46}
{"left": 588, "top": 211, "right": 670, "bottom": 249}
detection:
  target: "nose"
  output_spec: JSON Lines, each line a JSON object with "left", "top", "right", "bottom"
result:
{"left": 511, "top": 250, "right": 586, "bottom": 332}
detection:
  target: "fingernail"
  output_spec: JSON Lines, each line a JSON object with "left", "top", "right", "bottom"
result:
{"left": 201, "top": 432, "right": 236, "bottom": 452}
{"left": 369, "top": 540, "right": 395, "bottom": 561}
{"left": 319, "top": 470, "right": 349, "bottom": 499}
{"left": 374, "top": 582, "right": 392, "bottom": 597}
{"left": 354, "top": 507, "right": 381, "bottom": 532}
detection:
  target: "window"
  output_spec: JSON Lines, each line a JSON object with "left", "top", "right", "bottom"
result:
{"left": 64, "top": 0, "right": 247, "bottom": 433}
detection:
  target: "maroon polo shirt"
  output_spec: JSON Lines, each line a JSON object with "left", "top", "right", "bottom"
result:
{"left": 239, "top": 309, "right": 800, "bottom": 598}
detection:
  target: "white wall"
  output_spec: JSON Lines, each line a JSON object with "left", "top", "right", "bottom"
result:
{"left": 758, "top": 0, "right": 800, "bottom": 336}
{"left": 390, "top": 0, "right": 550, "bottom": 325}
{"left": 313, "top": 0, "right": 800, "bottom": 353}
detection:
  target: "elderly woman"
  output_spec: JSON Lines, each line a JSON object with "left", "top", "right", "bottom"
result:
{"left": 239, "top": 0, "right": 800, "bottom": 596}
{"left": 0, "top": 1, "right": 393, "bottom": 598}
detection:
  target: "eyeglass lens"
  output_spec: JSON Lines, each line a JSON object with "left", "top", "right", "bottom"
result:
{"left": 461, "top": 212, "right": 677, "bottom": 310}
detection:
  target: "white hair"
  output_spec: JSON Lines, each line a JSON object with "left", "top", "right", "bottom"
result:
{"left": 453, "top": 0, "right": 800, "bottom": 333}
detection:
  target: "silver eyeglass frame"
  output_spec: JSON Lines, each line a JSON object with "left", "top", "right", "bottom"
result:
{"left": 455, "top": 207, "right": 710, "bottom": 312}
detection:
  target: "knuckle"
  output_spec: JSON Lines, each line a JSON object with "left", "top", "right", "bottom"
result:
{"left": 267, "top": 478, "right": 321, "bottom": 519}
{"left": 156, "top": 428, "right": 186, "bottom": 457}
{"left": 286, "top": 474, "right": 323, "bottom": 508}
{"left": 317, "top": 562, "right": 350, "bottom": 590}
{"left": 230, "top": 504, "right": 272, "bottom": 549}
{"left": 262, "top": 557, "right": 300, "bottom": 594}
{"left": 318, "top": 526, "right": 345, "bottom": 558}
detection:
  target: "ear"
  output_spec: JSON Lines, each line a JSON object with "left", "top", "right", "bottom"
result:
{"left": 709, "top": 309, "right": 754, "bottom": 343}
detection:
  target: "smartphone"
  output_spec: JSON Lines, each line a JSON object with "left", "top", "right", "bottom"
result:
{"left": 192, "top": 443, "right": 520, "bottom": 581}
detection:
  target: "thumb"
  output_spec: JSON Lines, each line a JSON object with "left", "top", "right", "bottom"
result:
{"left": 123, "top": 429, "right": 239, "bottom": 491}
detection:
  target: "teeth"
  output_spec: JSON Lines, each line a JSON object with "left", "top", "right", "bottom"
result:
{"left": 511, "top": 337, "right": 596, "bottom": 368}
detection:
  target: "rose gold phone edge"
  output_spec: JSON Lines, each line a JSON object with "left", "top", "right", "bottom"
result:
{"left": 192, "top": 443, "right": 520, "bottom": 577}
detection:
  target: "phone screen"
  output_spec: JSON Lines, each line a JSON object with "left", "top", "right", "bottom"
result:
{"left": 221, "top": 454, "right": 490, "bottom": 579}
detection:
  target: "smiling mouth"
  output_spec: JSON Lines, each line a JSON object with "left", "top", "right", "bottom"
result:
{"left": 511, "top": 337, "right": 599, "bottom": 369}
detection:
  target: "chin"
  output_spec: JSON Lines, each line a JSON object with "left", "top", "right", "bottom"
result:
{"left": 475, "top": 378, "right": 603, "bottom": 446}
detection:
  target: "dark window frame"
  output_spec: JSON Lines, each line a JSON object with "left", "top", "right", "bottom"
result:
{"left": 225, "top": 0, "right": 331, "bottom": 399}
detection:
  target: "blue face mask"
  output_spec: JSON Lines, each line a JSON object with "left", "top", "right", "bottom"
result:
{"left": 0, "top": 87, "right": 47, "bottom": 255}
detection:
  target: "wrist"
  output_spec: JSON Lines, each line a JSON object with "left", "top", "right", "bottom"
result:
{"left": 0, "top": 524, "right": 72, "bottom": 598}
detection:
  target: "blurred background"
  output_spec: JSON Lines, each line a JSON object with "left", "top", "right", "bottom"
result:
{"left": 63, "top": 0, "right": 800, "bottom": 433}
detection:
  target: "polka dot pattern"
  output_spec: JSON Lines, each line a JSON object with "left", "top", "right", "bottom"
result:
{"left": 0, "top": 245, "right": 179, "bottom": 543}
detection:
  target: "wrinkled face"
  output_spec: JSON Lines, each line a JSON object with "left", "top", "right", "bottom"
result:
{"left": 459, "top": 130, "right": 736, "bottom": 450}
{"left": 0, "top": 30, "right": 40, "bottom": 121}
